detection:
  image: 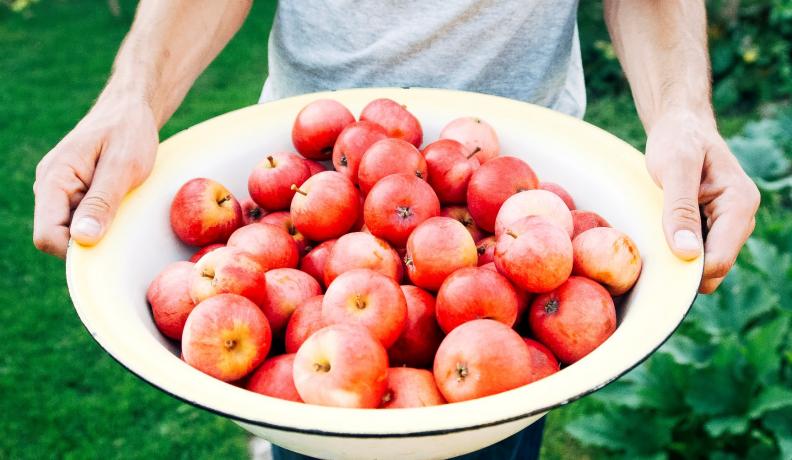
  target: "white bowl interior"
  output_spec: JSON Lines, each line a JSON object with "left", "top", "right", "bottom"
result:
{"left": 66, "top": 88, "right": 702, "bottom": 459}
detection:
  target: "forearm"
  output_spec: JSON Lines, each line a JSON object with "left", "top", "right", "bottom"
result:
{"left": 101, "top": 0, "right": 252, "bottom": 127}
{"left": 604, "top": 0, "right": 714, "bottom": 130}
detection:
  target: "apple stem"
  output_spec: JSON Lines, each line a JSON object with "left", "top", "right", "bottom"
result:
{"left": 267, "top": 156, "right": 275, "bottom": 168}
{"left": 217, "top": 195, "right": 232, "bottom": 205}
{"left": 313, "top": 362, "right": 331, "bottom": 373}
{"left": 354, "top": 294, "right": 366, "bottom": 310}
{"left": 506, "top": 230, "right": 518, "bottom": 239}
{"left": 291, "top": 184, "right": 307, "bottom": 196}
{"left": 466, "top": 147, "right": 481, "bottom": 159}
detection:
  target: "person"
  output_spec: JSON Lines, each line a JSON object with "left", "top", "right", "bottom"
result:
{"left": 32, "top": 1, "right": 759, "bottom": 458}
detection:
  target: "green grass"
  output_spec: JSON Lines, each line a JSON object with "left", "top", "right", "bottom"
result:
{"left": 0, "top": 1, "right": 753, "bottom": 459}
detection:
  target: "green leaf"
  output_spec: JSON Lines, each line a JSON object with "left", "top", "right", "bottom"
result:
{"left": 704, "top": 415, "right": 750, "bottom": 437}
{"left": 589, "top": 378, "right": 644, "bottom": 409}
{"left": 659, "top": 334, "right": 714, "bottom": 368}
{"left": 745, "top": 238, "right": 792, "bottom": 297}
{"left": 763, "top": 408, "right": 792, "bottom": 460}
{"left": 728, "top": 135, "right": 790, "bottom": 180}
{"left": 744, "top": 316, "right": 790, "bottom": 383}
{"left": 685, "top": 338, "right": 754, "bottom": 416}
{"left": 749, "top": 385, "right": 792, "bottom": 418}
{"left": 565, "top": 409, "right": 676, "bottom": 456}
{"left": 621, "top": 354, "right": 690, "bottom": 413}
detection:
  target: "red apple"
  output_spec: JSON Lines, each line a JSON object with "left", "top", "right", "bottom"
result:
{"left": 436, "top": 266, "right": 519, "bottom": 333}
{"left": 405, "top": 217, "right": 477, "bottom": 291}
{"left": 290, "top": 171, "right": 360, "bottom": 241}
{"left": 380, "top": 367, "right": 446, "bottom": 408}
{"left": 241, "top": 198, "right": 266, "bottom": 225}
{"left": 359, "top": 98, "right": 422, "bottom": 147}
{"left": 285, "top": 295, "right": 324, "bottom": 354}
{"left": 332, "top": 120, "right": 388, "bottom": 184}
{"left": 433, "top": 319, "right": 532, "bottom": 403}
{"left": 529, "top": 276, "right": 617, "bottom": 364}
{"left": 476, "top": 236, "right": 496, "bottom": 266}
{"left": 467, "top": 157, "right": 538, "bottom": 232}
{"left": 226, "top": 223, "right": 299, "bottom": 271}
{"left": 303, "top": 159, "right": 327, "bottom": 176}
{"left": 262, "top": 268, "right": 322, "bottom": 334}
{"left": 363, "top": 173, "right": 440, "bottom": 248}
{"left": 495, "top": 216, "right": 573, "bottom": 293}
{"left": 539, "top": 181, "right": 576, "bottom": 210}
{"left": 478, "top": 262, "right": 533, "bottom": 323}
{"left": 246, "top": 354, "right": 302, "bottom": 402}
{"left": 170, "top": 178, "right": 242, "bottom": 246}
{"left": 357, "top": 138, "right": 428, "bottom": 195}
{"left": 388, "top": 285, "right": 444, "bottom": 368}
{"left": 260, "top": 211, "right": 310, "bottom": 256}
{"left": 182, "top": 294, "right": 272, "bottom": 382}
{"left": 571, "top": 210, "right": 611, "bottom": 239}
{"left": 422, "top": 139, "right": 480, "bottom": 204}
{"left": 248, "top": 152, "right": 311, "bottom": 211}
{"left": 353, "top": 190, "right": 366, "bottom": 231}
{"left": 189, "top": 247, "right": 267, "bottom": 306}
{"left": 323, "top": 232, "right": 401, "bottom": 285}
{"left": 293, "top": 324, "right": 388, "bottom": 408}
{"left": 299, "top": 240, "right": 336, "bottom": 288}
{"left": 439, "top": 116, "right": 499, "bottom": 163}
{"left": 522, "top": 338, "right": 560, "bottom": 382}
{"left": 189, "top": 244, "right": 224, "bottom": 263}
{"left": 494, "top": 190, "right": 573, "bottom": 238}
{"left": 292, "top": 99, "right": 355, "bottom": 160}
{"left": 322, "top": 269, "right": 407, "bottom": 348}
{"left": 147, "top": 261, "right": 196, "bottom": 340}
{"left": 572, "top": 227, "right": 642, "bottom": 295}
{"left": 440, "top": 206, "right": 485, "bottom": 242}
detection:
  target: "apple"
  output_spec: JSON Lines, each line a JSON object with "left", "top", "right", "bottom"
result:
{"left": 182, "top": 293, "right": 272, "bottom": 382}
{"left": 147, "top": 261, "right": 196, "bottom": 340}
{"left": 467, "top": 157, "right": 538, "bottom": 233}
{"left": 539, "top": 181, "right": 576, "bottom": 210}
{"left": 285, "top": 295, "right": 324, "bottom": 354}
{"left": 292, "top": 99, "right": 355, "bottom": 160}
{"left": 246, "top": 354, "right": 302, "bottom": 402}
{"left": 189, "top": 244, "right": 224, "bottom": 263}
{"left": 494, "top": 190, "right": 573, "bottom": 238}
{"left": 189, "top": 247, "right": 267, "bottom": 306}
{"left": 572, "top": 227, "right": 642, "bottom": 295}
{"left": 322, "top": 268, "right": 407, "bottom": 348}
{"left": 352, "top": 190, "right": 366, "bottom": 231}
{"left": 248, "top": 152, "right": 311, "bottom": 211}
{"left": 323, "top": 232, "right": 401, "bottom": 285}
{"left": 422, "top": 139, "right": 480, "bottom": 204}
{"left": 380, "top": 367, "right": 446, "bottom": 408}
{"left": 495, "top": 216, "right": 573, "bottom": 293}
{"left": 476, "top": 236, "right": 496, "bottom": 266}
{"left": 292, "top": 323, "right": 388, "bottom": 408}
{"left": 571, "top": 209, "right": 611, "bottom": 239}
{"left": 439, "top": 116, "right": 499, "bottom": 163}
{"left": 440, "top": 206, "right": 486, "bottom": 242}
{"left": 299, "top": 239, "right": 336, "bottom": 288}
{"left": 433, "top": 319, "right": 532, "bottom": 403}
{"left": 260, "top": 211, "right": 310, "bottom": 256}
{"left": 436, "top": 266, "right": 519, "bottom": 333}
{"left": 332, "top": 120, "right": 388, "bottom": 184}
{"left": 290, "top": 171, "right": 360, "bottom": 241}
{"left": 170, "top": 178, "right": 242, "bottom": 246}
{"left": 303, "top": 159, "right": 327, "bottom": 176}
{"left": 405, "top": 217, "right": 477, "bottom": 291}
{"left": 388, "top": 285, "right": 444, "bottom": 368}
{"left": 262, "top": 268, "right": 322, "bottom": 334}
{"left": 357, "top": 138, "right": 428, "bottom": 195}
{"left": 363, "top": 173, "right": 440, "bottom": 248}
{"left": 478, "top": 261, "right": 533, "bottom": 322}
{"left": 359, "top": 98, "right": 422, "bottom": 147}
{"left": 240, "top": 198, "right": 266, "bottom": 225}
{"left": 529, "top": 276, "right": 617, "bottom": 364}
{"left": 226, "top": 223, "right": 299, "bottom": 271}
{"left": 522, "top": 338, "right": 560, "bottom": 382}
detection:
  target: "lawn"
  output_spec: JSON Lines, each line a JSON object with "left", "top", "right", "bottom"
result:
{"left": 0, "top": 1, "right": 752, "bottom": 459}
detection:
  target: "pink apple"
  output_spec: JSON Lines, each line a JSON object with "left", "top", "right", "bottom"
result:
{"left": 147, "top": 261, "right": 196, "bottom": 340}
{"left": 240, "top": 198, "right": 266, "bottom": 225}
{"left": 467, "top": 157, "right": 538, "bottom": 232}
{"left": 439, "top": 116, "right": 499, "bottom": 163}
{"left": 440, "top": 206, "right": 486, "bottom": 242}
{"left": 405, "top": 217, "right": 477, "bottom": 291}
{"left": 436, "top": 266, "right": 519, "bottom": 333}
{"left": 290, "top": 171, "right": 360, "bottom": 241}
{"left": 539, "top": 181, "right": 576, "bottom": 210}
{"left": 285, "top": 295, "right": 324, "bottom": 354}
{"left": 571, "top": 210, "right": 611, "bottom": 239}
{"left": 246, "top": 354, "right": 302, "bottom": 402}
{"left": 359, "top": 98, "right": 422, "bottom": 147}
{"left": 262, "top": 268, "right": 322, "bottom": 334}
{"left": 332, "top": 120, "right": 388, "bottom": 184}
{"left": 363, "top": 173, "right": 440, "bottom": 248}
{"left": 248, "top": 152, "right": 311, "bottom": 211}
{"left": 522, "top": 338, "right": 560, "bottom": 382}
{"left": 476, "top": 236, "right": 496, "bottom": 266}
{"left": 170, "top": 178, "right": 242, "bottom": 246}
{"left": 380, "top": 367, "right": 446, "bottom": 408}
{"left": 189, "top": 244, "right": 224, "bottom": 263}
{"left": 226, "top": 223, "right": 299, "bottom": 271}
{"left": 189, "top": 246, "right": 267, "bottom": 306}
{"left": 299, "top": 239, "right": 336, "bottom": 288}
{"left": 388, "top": 285, "right": 444, "bottom": 368}
{"left": 303, "top": 159, "right": 327, "bottom": 176}
{"left": 494, "top": 190, "right": 573, "bottom": 237}
{"left": 357, "top": 138, "right": 428, "bottom": 195}
{"left": 572, "top": 227, "right": 642, "bottom": 295}
{"left": 260, "top": 211, "right": 310, "bottom": 256}
{"left": 323, "top": 232, "right": 401, "bottom": 285}
{"left": 422, "top": 139, "right": 480, "bottom": 204}
{"left": 292, "top": 99, "right": 355, "bottom": 160}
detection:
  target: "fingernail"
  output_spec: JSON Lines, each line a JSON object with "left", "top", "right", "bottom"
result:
{"left": 674, "top": 230, "right": 700, "bottom": 253}
{"left": 73, "top": 217, "right": 101, "bottom": 238}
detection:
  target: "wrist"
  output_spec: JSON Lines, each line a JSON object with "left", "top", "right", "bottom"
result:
{"left": 646, "top": 105, "right": 717, "bottom": 136}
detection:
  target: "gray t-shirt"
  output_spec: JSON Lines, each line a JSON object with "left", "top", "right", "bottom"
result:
{"left": 261, "top": 1, "right": 585, "bottom": 118}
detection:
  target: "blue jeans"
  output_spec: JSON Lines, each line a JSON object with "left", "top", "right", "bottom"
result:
{"left": 272, "top": 417, "right": 545, "bottom": 460}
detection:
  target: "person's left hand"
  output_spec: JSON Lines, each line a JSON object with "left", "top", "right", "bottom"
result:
{"left": 644, "top": 109, "right": 760, "bottom": 293}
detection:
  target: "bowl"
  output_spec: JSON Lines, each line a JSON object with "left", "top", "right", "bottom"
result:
{"left": 66, "top": 88, "right": 702, "bottom": 459}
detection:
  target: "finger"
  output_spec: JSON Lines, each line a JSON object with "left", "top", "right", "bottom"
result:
{"left": 702, "top": 208, "right": 754, "bottom": 280}
{"left": 33, "top": 173, "right": 76, "bottom": 258}
{"left": 656, "top": 158, "right": 704, "bottom": 260}
{"left": 69, "top": 155, "right": 130, "bottom": 246}
{"left": 699, "top": 276, "right": 725, "bottom": 294}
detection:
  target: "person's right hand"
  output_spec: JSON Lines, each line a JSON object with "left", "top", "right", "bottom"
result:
{"left": 33, "top": 95, "right": 159, "bottom": 258}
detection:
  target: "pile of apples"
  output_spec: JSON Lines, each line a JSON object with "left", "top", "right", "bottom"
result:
{"left": 147, "top": 97, "right": 642, "bottom": 409}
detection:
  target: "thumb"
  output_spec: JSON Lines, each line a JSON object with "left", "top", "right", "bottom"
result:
{"left": 70, "top": 160, "right": 128, "bottom": 246}
{"left": 658, "top": 159, "right": 704, "bottom": 260}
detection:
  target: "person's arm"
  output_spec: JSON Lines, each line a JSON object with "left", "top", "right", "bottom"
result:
{"left": 604, "top": 0, "right": 760, "bottom": 293}
{"left": 33, "top": 0, "right": 252, "bottom": 257}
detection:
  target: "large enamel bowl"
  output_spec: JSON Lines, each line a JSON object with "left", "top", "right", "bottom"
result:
{"left": 66, "top": 88, "right": 702, "bottom": 459}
